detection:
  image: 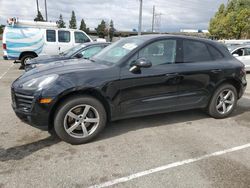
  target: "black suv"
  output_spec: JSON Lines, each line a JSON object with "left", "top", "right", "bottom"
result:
{"left": 11, "top": 35, "right": 247, "bottom": 144}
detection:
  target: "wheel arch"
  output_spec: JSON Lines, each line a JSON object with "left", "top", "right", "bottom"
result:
{"left": 19, "top": 51, "right": 38, "bottom": 60}
{"left": 213, "top": 78, "right": 242, "bottom": 99}
{"left": 48, "top": 88, "right": 112, "bottom": 130}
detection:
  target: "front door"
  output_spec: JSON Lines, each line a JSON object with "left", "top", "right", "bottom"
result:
{"left": 119, "top": 39, "right": 182, "bottom": 118}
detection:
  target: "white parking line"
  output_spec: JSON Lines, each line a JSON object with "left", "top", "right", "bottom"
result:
{"left": 89, "top": 143, "right": 250, "bottom": 188}
{"left": 0, "top": 64, "right": 14, "bottom": 80}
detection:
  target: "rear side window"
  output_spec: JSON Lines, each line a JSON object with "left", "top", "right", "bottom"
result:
{"left": 46, "top": 30, "right": 56, "bottom": 42}
{"left": 58, "top": 31, "right": 70, "bottom": 43}
{"left": 183, "top": 40, "right": 212, "bottom": 63}
{"left": 74, "top": 32, "right": 90, "bottom": 43}
{"left": 207, "top": 45, "right": 224, "bottom": 60}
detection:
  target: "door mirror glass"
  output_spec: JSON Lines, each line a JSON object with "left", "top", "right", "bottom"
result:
{"left": 75, "top": 53, "right": 83, "bottom": 58}
{"left": 129, "top": 58, "right": 152, "bottom": 73}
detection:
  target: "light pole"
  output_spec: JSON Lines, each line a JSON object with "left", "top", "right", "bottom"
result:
{"left": 36, "top": 0, "right": 39, "bottom": 15}
{"left": 138, "top": 0, "right": 143, "bottom": 35}
{"left": 44, "top": 0, "right": 48, "bottom": 21}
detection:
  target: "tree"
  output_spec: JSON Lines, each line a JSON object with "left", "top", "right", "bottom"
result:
{"left": 209, "top": 0, "right": 250, "bottom": 39}
{"left": 57, "top": 14, "right": 66, "bottom": 28}
{"left": 109, "top": 20, "right": 115, "bottom": 42}
{"left": 34, "top": 10, "right": 45, "bottom": 22}
{"left": 69, "top": 11, "right": 77, "bottom": 29}
{"left": 95, "top": 20, "right": 107, "bottom": 38}
{"left": 0, "top": 25, "right": 4, "bottom": 34}
{"left": 79, "top": 19, "right": 89, "bottom": 33}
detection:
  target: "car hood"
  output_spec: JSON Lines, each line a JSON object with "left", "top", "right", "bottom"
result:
{"left": 19, "top": 59, "right": 109, "bottom": 80}
{"left": 27, "top": 55, "right": 69, "bottom": 65}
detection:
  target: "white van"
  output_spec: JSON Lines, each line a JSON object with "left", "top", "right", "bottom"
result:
{"left": 3, "top": 18, "right": 92, "bottom": 65}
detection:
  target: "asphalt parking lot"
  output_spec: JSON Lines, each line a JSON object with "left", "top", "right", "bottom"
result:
{"left": 0, "top": 60, "right": 250, "bottom": 188}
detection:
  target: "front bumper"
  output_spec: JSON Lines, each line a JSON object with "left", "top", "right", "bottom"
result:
{"left": 11, "top": 90, "right": 52, "bottom": 130}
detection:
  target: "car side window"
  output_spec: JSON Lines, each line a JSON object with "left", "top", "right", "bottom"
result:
{"left": 233, "top": 48, "right": 244, "bottom": 56}
{"left": 207, "top": 45, "right": 224, "bottom": 60}
{"left": 46, "top": 30, "right": 56, "bottom": 42}
{"left": 58, "top": 31, "right": 70, "bottom": 43}
{"left": 244, "top": 48, "right": 250, "bottom": 56}
{"left": 138, "top": 39, "right": 177, "bottom": 66}
{"left": 74, "top": 32, "right": 90, "bottom": 43}
{"left": 183, "top": 40, "right": 212, "bottom": 63}
{"left": 80, "top": 46, "right": 103, "bottom": 59}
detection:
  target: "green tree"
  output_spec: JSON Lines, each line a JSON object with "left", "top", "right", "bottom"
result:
{"left": 79, "top": 19, "right": 89, "bottom": 33}
{"left": 57, "top": 14, "right": 66, "bottom": 28}
{"left": 69, "top": 11, "right": 77, "bottom": 29}
{"left": 95, "top": 20, "right": 107, "bottom": 38}
{"left": 109, "top": 20, "right": 115, "bottom": 42}
{"left": 34, "top": 10, "right": 45, "bottom": 22}
{"left": 0, "top": 25, "right": 4, "bottom": 34}
{"left": 209, "top": 0, "right": 250, "bottom": 39}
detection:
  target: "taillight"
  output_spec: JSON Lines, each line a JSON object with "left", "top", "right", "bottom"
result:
{"left": 3, "top": 43, "right": 6, "bottom": 50}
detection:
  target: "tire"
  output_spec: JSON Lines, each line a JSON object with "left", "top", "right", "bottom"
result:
{"left": 20, "top": 54, "right": 35, "bottom": 66}
{"left": 54, "top": 95, "right": 107, "bottom": 145}
{"left": 208, "top": 84, "right": 237, "bottom": 119}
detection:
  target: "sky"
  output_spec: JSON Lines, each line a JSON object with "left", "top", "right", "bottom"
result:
{"left": 0, "top": 0, "right": 228, "bottom": 32}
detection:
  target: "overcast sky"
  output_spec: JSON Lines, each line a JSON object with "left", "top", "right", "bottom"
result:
{"left": 0, "top": 0, "right": 228, "bottom": 32}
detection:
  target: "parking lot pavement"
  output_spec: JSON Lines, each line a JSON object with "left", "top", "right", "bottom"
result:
{"left": 0, "top": 61, "right": 249, "bottom": 188}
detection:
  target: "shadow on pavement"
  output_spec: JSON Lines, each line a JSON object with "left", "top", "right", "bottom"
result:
{"left": 0, "top": 136, "right": 60, "bottom": 162}
{"left": 97, "top": 96, "right": 250, "bottom": 142}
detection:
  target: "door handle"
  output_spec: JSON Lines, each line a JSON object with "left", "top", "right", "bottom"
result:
{"left": 165, "top": 73, "right": 179, "bottom": 77}
{"left": 211, "top": 69, "right": 222, "bottom": 74}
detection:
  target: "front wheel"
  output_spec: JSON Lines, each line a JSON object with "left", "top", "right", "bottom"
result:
{"left": 54, "top": 96, "right": 107, "bottom": 144}
{"left": 208, "top": 84, "right": 237, "bottom": 119}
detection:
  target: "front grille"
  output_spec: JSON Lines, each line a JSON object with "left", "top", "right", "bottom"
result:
{"left": 14, "top": 93, "right": 34, "bottom": 112}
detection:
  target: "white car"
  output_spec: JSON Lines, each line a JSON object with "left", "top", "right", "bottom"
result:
{"left": 230, "top": 45, "right": 250, "bottom": 71}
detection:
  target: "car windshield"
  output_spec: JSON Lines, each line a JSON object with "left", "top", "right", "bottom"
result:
{"left": 92, "top": 37, "right": 146, "bottom": 64}
{"left": 61, "top": 44, "right": 86, "bottom": 57}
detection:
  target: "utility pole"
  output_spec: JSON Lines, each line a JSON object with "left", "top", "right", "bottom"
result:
{"left": 36, "top": 0, "right": 39, "bottom": 15}
{"left": 138, "top": 0, "right": 143, "bottom": 35}
{"left": 152, "top": 5, "right": 155, "bottom": 32}
{"left": 44, "top": 0, "right": 48, "bottom": 21}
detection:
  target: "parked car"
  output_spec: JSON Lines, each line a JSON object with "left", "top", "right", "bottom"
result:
{"left": 230, "top": 45, "right": 250, "bottom": 71}
{"left": 25, "top": 42, "right": 110, "bottom": 71}
{"left": 2, "top": 18, "right": 92, "bottom": 66}
{"left": 11, "top": 35, "right": 247, "bottom": 144}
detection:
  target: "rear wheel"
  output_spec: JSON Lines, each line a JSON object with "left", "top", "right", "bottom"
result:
{"left": 20, "top": 54, "right": 36, "bottom": 67}
{"left": 208, "top": 84, "right": 237, "bottom": 119}
{"left": 54, "top": 96, "right": 107, "bottom": 144}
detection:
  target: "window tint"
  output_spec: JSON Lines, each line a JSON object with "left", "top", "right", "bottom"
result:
{"left": 244, "top": 48, "right": 250, "bottom": 56}
{"left": 46, "top": 30, "right": 56, "bottom": 42}
{"left": 232, "top": 48, "right": 244, "bottom": 56}
{"left": 74, "top": 32, "right": 90, "bottom": 43}
{"left": 138, "top": 40, "right": 176, "bottom": 66}
{"left": 58, "top": 31, "right": 70, "bottom": 43}
{"left": 207, "top": 45, "right": 224, "bottom": 60}
{"left": 183, "top": 40, "right": 212, "bottom": 63}
{"left": 80, "top": 46, "right": 103, "bottom": 59}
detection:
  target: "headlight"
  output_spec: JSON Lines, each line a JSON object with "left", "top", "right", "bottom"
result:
{"left": 21, "top": 74, "right": 58, "bottom": 91}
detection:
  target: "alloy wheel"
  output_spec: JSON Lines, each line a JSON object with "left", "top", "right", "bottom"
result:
{"left": 63, "top": 104, "right": 100, "bottom": 138}
{"left": 216, "top": 89, "right": 235, "bottom": 115}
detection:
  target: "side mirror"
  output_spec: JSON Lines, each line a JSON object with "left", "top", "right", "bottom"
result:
{"left": 75, "top": 53, "right": 83, "bottom": 59}
{"left": 129, "top": 58, "right": 152, "bottom": 73}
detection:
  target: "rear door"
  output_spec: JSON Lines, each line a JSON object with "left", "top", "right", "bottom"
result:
{"left": 176, "top": 39, "right": 225, "bottom": 109}
{"left": 43, "top": 29, "right": 58, "bottom": 55}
